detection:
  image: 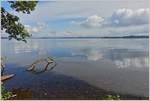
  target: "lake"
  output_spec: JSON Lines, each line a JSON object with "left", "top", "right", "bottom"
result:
{"left": 1, "top": 38, "right": 149, "bottom": 100}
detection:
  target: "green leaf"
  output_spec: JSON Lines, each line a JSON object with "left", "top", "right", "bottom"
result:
{"left": 1, "top": 1, "right": 38, "bottom": 42}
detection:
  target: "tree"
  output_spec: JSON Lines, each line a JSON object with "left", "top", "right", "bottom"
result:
{"left": 1, "top": 1, "right": 38, "bottom": 42}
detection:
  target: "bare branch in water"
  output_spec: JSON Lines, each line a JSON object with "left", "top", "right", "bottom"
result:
{"left": 1, "top": 57, "right": 15, "bottom": 84}
{"left": 1, "top": 57, "right": 6, "bottom": 75}
{"left": 26, "top": 57, "right": 57, "bottom": 74}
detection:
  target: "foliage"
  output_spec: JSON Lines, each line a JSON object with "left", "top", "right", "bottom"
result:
{"left": 1, "top": 86, "right": 14, "bottom": 100}
{"left": 8, "top": 1, "right": 38, "bottom": 14}
{"left": 1, "top": 1, "right": 38, "bottom": 42}
{"left": 103, "top": 94, "right": 121, "bottom": 100}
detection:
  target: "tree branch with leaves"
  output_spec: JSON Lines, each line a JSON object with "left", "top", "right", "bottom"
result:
{"left": 1, "top": 1, "right": 38, "bottom": 42}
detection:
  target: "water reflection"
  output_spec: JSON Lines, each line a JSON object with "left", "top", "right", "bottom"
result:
{"left": 1, "top": 39, "right": 149, "bottom": 98}
{"left": 71, "top": 49, "right": 104, "bottom": 61}
{"left": 14, "top": 41, "right": 38, "bottom": 54}
{"left": 105, "top": 49, "right": 149, "bottom": 68}
{"left": 1, "top": 39, "right": 149, "bottom": 68}
{"left": 114, "top": 57, "right": 148, "bottom": 68}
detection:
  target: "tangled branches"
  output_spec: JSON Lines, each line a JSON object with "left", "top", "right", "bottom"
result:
{"left": 26, "top": 57, "right": 57, "bottom": 74}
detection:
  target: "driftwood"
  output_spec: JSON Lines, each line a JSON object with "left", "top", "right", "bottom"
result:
{"left": 26, "top": 57, "right": 57, "bottom": 74}
{"left": 1, "top": 56, "right": 56, "bottom": 84}
{"left": 1, "top": 74, "right": 15, "bottom": 83}
{"left": 1, "top": 57, "right": 15, "bottom": 84}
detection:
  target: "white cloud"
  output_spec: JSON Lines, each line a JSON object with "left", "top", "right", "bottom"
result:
{"left": 74, "top": 8, "right": 149, "bottom": 26}
{"left": 12, "top": 1, "right": 149, "bottom": 37}
{"left": 108, "top": 24, "right": 149, "bottom": 35}
{"left": 16, "top": 0, "right": 149, "bottom": 24}
{"left": 77, "top": 8, "right": 149, "bottom": 28}
{"left": 25, "top": 22, "right": 47, "bottom": 34}
{"left": 107, "top": 8, "right": 149, "bottom": 27}
{"left": 80, "top": 15, "right": 104, "bottom": 28}
{"left": 25, "top": 25, "right": 39, "bottom": 33}
{"left": 71, "top": 8, "right": 149, "bottom": 36}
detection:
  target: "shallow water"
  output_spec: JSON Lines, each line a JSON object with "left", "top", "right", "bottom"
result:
{"left": 1, "top": 39, "right": 149, "bottom": 99}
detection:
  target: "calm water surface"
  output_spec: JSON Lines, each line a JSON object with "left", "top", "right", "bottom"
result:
{"left": 1, "top": 39, "right": 149, "bottom": 99}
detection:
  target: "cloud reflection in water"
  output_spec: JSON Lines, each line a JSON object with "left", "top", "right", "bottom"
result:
{"left": 2, "top": 39, "right": 148, "bottom": 69}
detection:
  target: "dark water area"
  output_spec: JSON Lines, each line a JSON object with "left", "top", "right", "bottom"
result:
{"left": 3, "top": 64, "right": 148, "bottom": 100}
{"left": 1, "top": 39, "right": 149, "bottom": 100}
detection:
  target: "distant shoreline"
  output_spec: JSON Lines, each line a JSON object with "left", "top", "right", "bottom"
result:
{"left": 1, "top": 35, "right": 149, "bottom": 39}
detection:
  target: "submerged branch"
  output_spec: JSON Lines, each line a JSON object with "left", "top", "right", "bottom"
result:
{"left": 26, "top": 57, "right": 57, "bottom": 74}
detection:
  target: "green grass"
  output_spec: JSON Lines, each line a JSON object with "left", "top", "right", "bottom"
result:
{"left": 1, "top": 86, "right": 14, "bottom": 100}
{"left": 103, "top": 94, "right": 121, "bottom": 100}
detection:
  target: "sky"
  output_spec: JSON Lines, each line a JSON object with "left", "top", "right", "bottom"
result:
{"left": 1, "top": 0, "right": 149, "bottom": 37}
